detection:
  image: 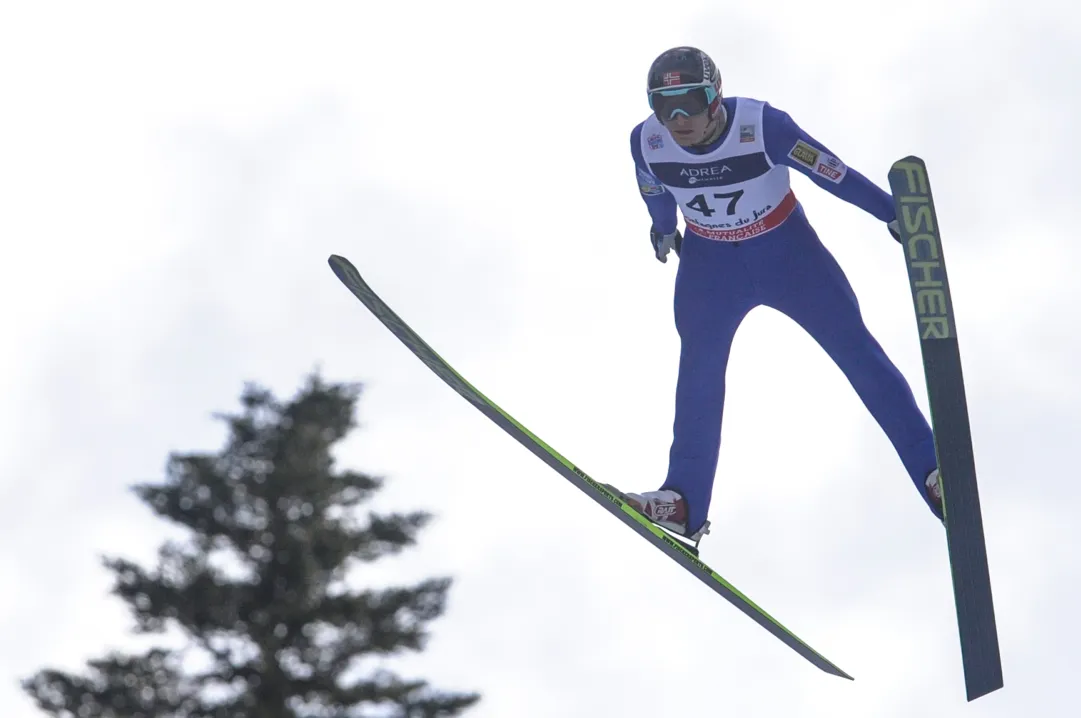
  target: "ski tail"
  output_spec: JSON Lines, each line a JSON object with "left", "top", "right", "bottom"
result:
{"left": 327, "top": 253, "right": 851, "bottom": 681}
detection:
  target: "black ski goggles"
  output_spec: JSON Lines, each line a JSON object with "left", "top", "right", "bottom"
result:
{"left": 648, "top": 84, "right": 718, "bottom": 122}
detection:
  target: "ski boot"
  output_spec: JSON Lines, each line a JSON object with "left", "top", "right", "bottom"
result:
{"left": 603, "top": 485, "right": 710, "bottom": 550}
{"left": 926, "top": 468, "right": 945, "bottom": 523}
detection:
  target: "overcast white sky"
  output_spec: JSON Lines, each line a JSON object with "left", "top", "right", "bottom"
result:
{"left": 2, "top": 1, "right": 1078, "bottom": 716}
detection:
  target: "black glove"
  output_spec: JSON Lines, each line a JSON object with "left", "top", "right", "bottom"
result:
{"left": 650, "top": 226, "right": 683, "bottom": 263}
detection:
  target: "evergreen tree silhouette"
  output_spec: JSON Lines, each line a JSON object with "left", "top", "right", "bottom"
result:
{"left": 23, "top": 372, "right": 480, "bottom": 718}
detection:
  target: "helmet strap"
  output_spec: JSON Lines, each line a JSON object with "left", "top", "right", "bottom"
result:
{"left": 694, "top": 104, "right": 727, "bottom": 147}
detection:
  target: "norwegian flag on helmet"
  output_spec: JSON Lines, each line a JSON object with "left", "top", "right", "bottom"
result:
{"left": 647, "top": 46, "right": 720, "bottom": 94}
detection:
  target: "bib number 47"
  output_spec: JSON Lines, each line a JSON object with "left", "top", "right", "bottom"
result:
{"left": 686, "top": 190, "right": 744, "bottom": 217}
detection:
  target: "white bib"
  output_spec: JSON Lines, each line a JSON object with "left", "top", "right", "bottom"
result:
{"left": 638, "top": 97, "right": 796, "bottom": 241}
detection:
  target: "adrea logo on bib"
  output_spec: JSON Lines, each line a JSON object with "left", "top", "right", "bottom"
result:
{"left": 681, "top": 164, "right": 732, "bottom": 185}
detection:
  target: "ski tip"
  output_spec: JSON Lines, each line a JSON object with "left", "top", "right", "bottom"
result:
{"left": 328, "top": 254, "right": 360, "bottom": 277}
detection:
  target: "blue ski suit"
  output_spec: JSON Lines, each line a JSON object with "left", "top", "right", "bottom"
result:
{"left": 631, "top": 96, "right": 940, "bottom": 535}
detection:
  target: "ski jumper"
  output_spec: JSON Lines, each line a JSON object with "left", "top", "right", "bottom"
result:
{"left": 630, "top": 96, "right": 940, "bottom": 534}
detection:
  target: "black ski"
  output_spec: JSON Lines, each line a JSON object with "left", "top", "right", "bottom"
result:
{"left": 888, "top": 156, "right": 1003, "bottom": 701}
{"left": 327, "top": 253, "right": 851, "bottom": 680}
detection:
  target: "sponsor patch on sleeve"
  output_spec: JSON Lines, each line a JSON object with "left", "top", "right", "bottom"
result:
{"left": 788, "top": 139, "right": 847, "bottom": 183}
{"left": 787, "top": 139, "right": 819, "bottom": 168}
{"left": 637, "top": 166, "right": 666, "bottom": 196}
{"left": 813, "top": 152, "right": 847, "bottom": 183}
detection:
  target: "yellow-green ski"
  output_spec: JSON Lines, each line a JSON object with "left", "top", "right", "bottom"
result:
{"left": 328, "top": 253, "right": 850, "bottom": 680}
